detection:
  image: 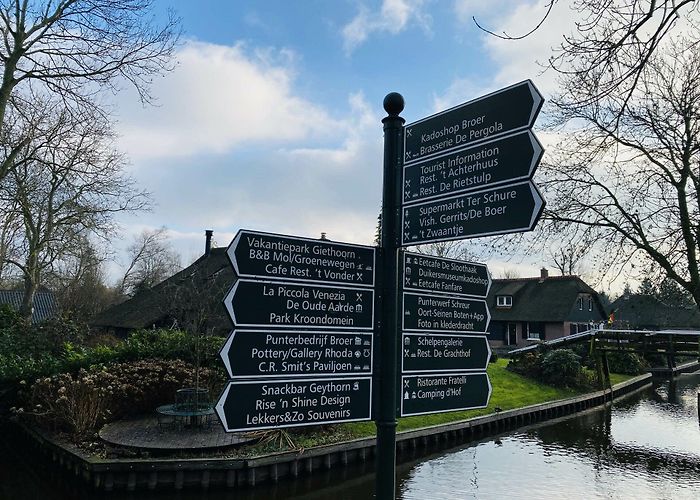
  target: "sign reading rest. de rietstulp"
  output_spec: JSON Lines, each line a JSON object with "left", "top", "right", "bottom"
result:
{"left": 401, "top": 181, "right": 544, "bottom": 246}
{"left": 220, "top": 330, "right": 373, "bottom": 379}
{"left": 227, "top": 230, "right": 375, "bottom": 288}
{"left": 402, "top": 333, "right": 491, "bottom": 373}
{"left": 215, "top": 377, "right": 372, "bottom": 432}
{"left": 224, "top": 279, "right": 374, "bottom": 330}
{"left": 403, "top": 130, "right": 543, "bottom": 205}
{"left": 403, "top": 292, "right": 490, "bottom": 333}
{"left": 400, "top": 372, "right": 491, "bottom": 417}
{"left": 403, "top": 252, "right": 491, "bottom": 298}
{"left": 403, "top": 80, "right": 543, "bottom": 165}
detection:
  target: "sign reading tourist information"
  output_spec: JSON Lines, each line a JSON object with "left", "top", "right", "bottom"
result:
{"left": 403, "top": 292, "right": 489, "bottom": 333}
{"left": 403, "top": 130, "right": 543, "bottom": 205}
{"left": 403, "top": 252, "right": 491, "bottom": 298}
{"left": 401, "top": 180, "right": 544, "bottom": 246}
{"left": 224, "top": 279, "right": 374, "bottom": 330}
{"left": 216, "top": 377, "right": 372, "bottom": 432}
{"left": 228, "top": 230, "right": 375, "bottom": 287}
{"left": 402, "top": 334, "right": 490, "bottom": 373}
{"left": 401, "top": 373, "right": 491, "bottom": 416}
{"left": 220, "top": 330, "right": 373, "bottom": 379}
{"left": 403, "top": 80, "right": 543, "bottom": 164}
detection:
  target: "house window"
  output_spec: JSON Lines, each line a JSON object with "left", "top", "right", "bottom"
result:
{"left": 588, "top": 297, "right": 592, "bottom": 311}
{"left": 526, "top": 322, "right": 542, "bottom": 340}
{"left": 497, "top": 295, "right": 512, "bottom": 307}
{"left": 577, "top": 296, "right": 583, "bottom": 310}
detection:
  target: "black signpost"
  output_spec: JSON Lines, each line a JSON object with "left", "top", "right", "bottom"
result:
{"left": 220, "top": 330, "right": 373, "bottom": 378}
{"left": 402, "top": 333, "right": 490, "bottom": 373}
{"left": 400, "top": 372, "right": 491, "bottom": 416}
{"left": 216, "top": 377, "right": 372, "bottom": 432}
{"left": 403, "top": 252, "right": 491, "bottom": 298}
{"left": 402, "top": 180, "right": 545, "bottom": 246}
{"left": 403, "top": 130, "right": 543, "bottom": 205}
{"left": 402, "top": 292, "right": 489, "bottom": 333}
{"left": 404, "top": 80, "right": 543, "bottom": 164}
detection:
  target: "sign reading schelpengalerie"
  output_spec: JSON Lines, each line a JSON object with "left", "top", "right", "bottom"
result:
{"left": 402, "top": 333, "right": 491, "bottom": 373}
{"left": 220, "top": 330, "right": 373, "bottom": 379}
{"left": 400, "top": 372, "right": 491, "bottom": 417}
{"left": 403, "top": 252, "right": 491, "bottom": 298}
{"left": 215, "top": 377, "right": 372, "bottom": 432}
{"left": 403, "top": 130, "right": 543, "bottom": 205}
{"left": 403, "top": 292, "right": 489, "bottom": 333}
{"left": 228, "top": 230, "right": 375, "bottom": 287}
{"left": 402, "top": 181, "right": 544, "bottom": 246}
{"left": 224, "top": 279, "right": 374, "bottom": 330}
{"left": 404, "top": 80, "right": 543, "bottom": 164}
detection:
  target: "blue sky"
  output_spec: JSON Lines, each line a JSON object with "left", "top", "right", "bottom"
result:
{"left": 109, "top": 0, "right": 574, "bottom": 280}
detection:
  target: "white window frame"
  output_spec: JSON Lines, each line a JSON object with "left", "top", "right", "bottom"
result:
{"left": 497, "top": 295, "right": 512, "bottom": 307}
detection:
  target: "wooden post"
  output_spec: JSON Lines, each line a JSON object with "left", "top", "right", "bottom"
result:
{"left": 602, "top": 351, "right": 611, "bottom": 389}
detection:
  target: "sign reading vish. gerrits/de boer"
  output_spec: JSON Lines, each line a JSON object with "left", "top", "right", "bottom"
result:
{"left": 216, "top": 230, "right": 376, "bottom": 433}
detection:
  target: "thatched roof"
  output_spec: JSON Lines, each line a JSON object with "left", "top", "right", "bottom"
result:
{"left": 610, "top": 294, "right": 700, "bottom": 330}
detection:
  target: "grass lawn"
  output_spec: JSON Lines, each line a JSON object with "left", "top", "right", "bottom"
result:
{"left": 277, "top": 359, "right": 635, "bottom": 451}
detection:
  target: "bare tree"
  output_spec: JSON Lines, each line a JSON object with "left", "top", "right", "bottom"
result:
{"left": 0, "top": 0, "right": 180, "bottom": 182}
{"left": 118, "top": 227, "right": 181, "bottom": 297}
{"left": 499, "top": 268, "right": 521, "bottom": 279}
{"left": 412, "top": 241, "right": 476, "bottom": 260}
{"left": 0, "top": 98, "right": 148, "bottom": 320}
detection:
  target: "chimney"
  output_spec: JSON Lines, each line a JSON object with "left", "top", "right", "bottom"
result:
{"left": 540, "top": 267, "right": 549, "bottom": 280}
{"left": 320, "top": 232, "right": 328, "bottom": 240}
{"left": 205, "top": 230, "right": 213, "bottom": 256}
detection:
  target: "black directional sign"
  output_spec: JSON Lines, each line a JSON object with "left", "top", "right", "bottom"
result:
{"left": 400, "top": 372, "right": 491, "bottom": 416}
{"left": 404, "top": 80, "right": 543, "bottom": 164}
{"left": 403, "top": 292, "right": 489, "bottom": 333}
{"left": 220, "top": 330, "right": 373, "bottom": 378}
{"left": 227, "top": 230, "right": 376, "bottom": 287}
{"left": 215, "top": 377, "right": 372, "bottom": 432}
{"left": 401, "top": 180, "right": 545, "bottom": 246}
{"left": 402, "top": 333, "right": 491, "bottom": 373}
{"left": 403, "top": 252, "right": 491, "bottom": 298}
{"left": 224, "top": 279, "right": 374, "bottom": 330}
{"left": 403, "top": 130, "right": 543, "bottom": 205}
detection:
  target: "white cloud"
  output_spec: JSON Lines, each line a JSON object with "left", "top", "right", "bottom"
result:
{"left": 116, "top": 40, "right": 338, "bottom": 160}
{"left": 342, "top": 0, "right": 432, "bottom": 54}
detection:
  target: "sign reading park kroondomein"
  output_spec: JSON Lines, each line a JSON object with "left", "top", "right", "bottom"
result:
{"left": 216, "top": 377, "right": 372, "bottom": 432}
{"left": 403, "top": 252, "right": 491, "bottom": 298}
{"left": 401, "top": 180, "right": 544, "bottom": 246}
{"left": 402, "top": 130, "right": 543, "bottom": 205}
{"left": 227, "top": 230, "right": 375, "bottom": 287}
{"left": 219, "top": 330, "right": 373, "bottom": 379}
{"left": 401, "top": 333, "right": 491, "bottom": 373}
{"left": 403, "top": 80, "right": 543, "bottom": 164}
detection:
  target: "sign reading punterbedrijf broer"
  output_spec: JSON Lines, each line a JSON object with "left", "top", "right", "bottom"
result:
{"left": 216, "top": 230, "right": 376, "bottom": 433}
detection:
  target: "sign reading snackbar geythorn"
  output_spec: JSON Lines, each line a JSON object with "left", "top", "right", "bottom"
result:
{"left": 403, "top": 80, "right": 543, "bottom": 164}
{"left": 400, "top": 372, "right": 491, "bottom": 417}
{"left": 228, "top": 230, "right": 375, "bottom": 287}
{"left": 219, "top": 330, "right": 373, "bottom": 379}
{"left": 224, "top": 279, "right": 374, "bottom": 330}
{"left": 403, "top": 252, "right": 491, "bottom": 298}
{"left": 215, "top": 377, "right": 372, "bottom": 432}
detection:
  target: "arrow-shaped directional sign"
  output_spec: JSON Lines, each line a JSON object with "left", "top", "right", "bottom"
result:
{"left": 403, "top": 292, "right": 490, "bottom": 334}
{"left": 403, "top": 130, "right": 543, "bottom": 205}
{"left": 401, "top": 180, "right": 545, "bottom": 246}
{"left": 402, "top": 333, "right": 491, "bottom": 373}
{"left": 219, "top": 330, "right": 373, "bottom": 378}
{"left": 216, "top": 377, "right": 372, "bottom": 432}
{"left": 223, "top": 279, "right": 374, "bottom": 330}
{"left": 400, "top": 372, "right": 491, "bottom": 416}
{"left": 227, "top": 230, "right": 376, "bottom": 288}
{"left": 403, "top": 252, "right": 491, "bottom": 298}
{"left": 404, "top": 80, "right": 543, "bottom": 165}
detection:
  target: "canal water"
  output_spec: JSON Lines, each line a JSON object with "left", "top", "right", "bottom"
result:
{"left": 2, "top": 374, "right": 700, "bottom": 499}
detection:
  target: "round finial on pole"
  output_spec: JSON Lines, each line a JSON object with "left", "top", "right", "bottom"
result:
{"left": 383, "top": 92, "right": 404, "bottom": 117}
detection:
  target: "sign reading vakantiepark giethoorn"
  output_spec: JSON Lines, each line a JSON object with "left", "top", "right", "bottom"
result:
{"left": 216, "top": 230, "right": 376, "bottom": 433}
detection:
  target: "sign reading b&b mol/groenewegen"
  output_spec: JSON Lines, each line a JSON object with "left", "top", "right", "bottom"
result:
{"left": 215, "top": 377, "right": 372, "bottom": 432}
{"left": 228, "top": 230, "right": 375, "bottom": 287}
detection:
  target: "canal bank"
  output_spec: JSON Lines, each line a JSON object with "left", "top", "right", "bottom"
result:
{"left": 8, "top": 366, "right": 671, "bottom": 494}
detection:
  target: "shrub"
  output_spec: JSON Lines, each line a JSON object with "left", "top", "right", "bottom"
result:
{"left": 540, "top": 349, "right": 583, "bottom": 388}
{"left": 606, "top": 351, "right": 649, "bottom": 375}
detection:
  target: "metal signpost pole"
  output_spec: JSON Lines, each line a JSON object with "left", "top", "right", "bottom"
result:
{"left": 376, "top": 92, "right": 404, "bottom": 500}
